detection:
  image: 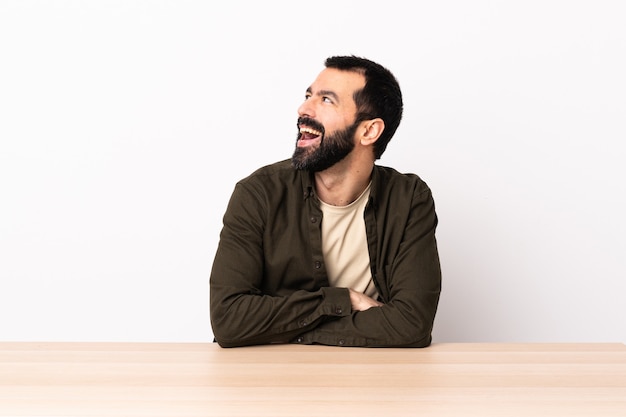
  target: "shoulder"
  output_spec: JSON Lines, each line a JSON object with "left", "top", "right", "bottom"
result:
{"left": 235, "top": 159, "right": 309, "bottom": 196}
{"left": 372, "top": 164, "right": 431, "bottom": 196}
{"left": 371, "top": 165, "right": 438, "bottom": 225}
{"left": 243, "top": 159, "right": 296, "bottom": 181}
{"left": 235, "top": 159, "right": 301, "bottom": 187}
{"left": 247, "top": 159, "right": 295, "bottom": 178}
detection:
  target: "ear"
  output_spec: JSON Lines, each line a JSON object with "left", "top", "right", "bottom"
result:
{"left": 359, "top": 118, "right": 385, "bottom": 146}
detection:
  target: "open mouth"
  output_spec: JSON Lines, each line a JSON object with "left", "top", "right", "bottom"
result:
{"left": 297, "top": 120, "right": 324, "bottom": 147}
{"left": 299, "top": 126, "right": 322, "bottom": 138}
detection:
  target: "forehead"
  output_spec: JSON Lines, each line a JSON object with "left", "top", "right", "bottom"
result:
{"left": 308, "top": 67, "right": 366, "bottom": 100}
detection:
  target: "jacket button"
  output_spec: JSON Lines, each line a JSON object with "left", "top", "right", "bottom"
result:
{"left": 338, "top": 339, "right": 345, "bottom": 346}
{"left": 314, "top": 261, "right": 321, "bottom": 269}
{"left": 335, "top": 307, "right": 343, "bottom": 314}
{"left": 310, "top": 217, "right": 317, "bottom": 223}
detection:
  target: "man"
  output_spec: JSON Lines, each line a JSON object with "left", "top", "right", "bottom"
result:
{"left": 210, "top": 56, "right": 441, "bottom": 347}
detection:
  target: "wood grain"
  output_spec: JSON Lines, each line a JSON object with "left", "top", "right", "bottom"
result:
{"left": 1, "top": 342, "right": 624, "bottom": 416}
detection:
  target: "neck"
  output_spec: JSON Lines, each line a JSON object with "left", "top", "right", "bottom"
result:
{"left": 314, "top": 160, "right": 374, "bottom": 206}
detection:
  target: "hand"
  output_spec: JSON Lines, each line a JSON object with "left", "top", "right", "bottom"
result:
{"left": 349, "top": 289, "right": 384, "bottom": 312}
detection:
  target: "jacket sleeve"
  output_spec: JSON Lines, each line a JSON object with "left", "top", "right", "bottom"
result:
{"left": 297, "top": 183, "right": 442, "bottom": 347}
{"left": 209, "top": 182, "right": 352, "bottom": 348}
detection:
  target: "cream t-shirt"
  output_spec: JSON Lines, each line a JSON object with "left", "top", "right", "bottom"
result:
{"left": 320, "top": 182, "right": 379, "bottom": 300}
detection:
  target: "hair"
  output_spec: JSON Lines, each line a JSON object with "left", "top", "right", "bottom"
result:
{"left": 324, "top": 55, "right": 403, "bottom": 159}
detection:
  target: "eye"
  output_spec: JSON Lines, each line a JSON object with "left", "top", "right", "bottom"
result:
{"left": 322, "top": 96, "right": 333, "bottom": 104}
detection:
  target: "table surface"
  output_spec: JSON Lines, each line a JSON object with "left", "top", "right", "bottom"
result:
{"left": 1, "top": 342, "right": 625, "bottom": 417}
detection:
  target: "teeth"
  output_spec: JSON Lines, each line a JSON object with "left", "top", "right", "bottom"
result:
{"left": 299, "top": 127, "right": 322, "bottom": 136}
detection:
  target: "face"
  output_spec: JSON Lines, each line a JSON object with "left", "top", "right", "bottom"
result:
{"left": 291, "top": 68, "right": 365, "bottom": 172}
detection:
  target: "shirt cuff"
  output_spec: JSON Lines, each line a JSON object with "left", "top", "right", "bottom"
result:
{"left": 321, "top": 287, "right": 351, "bottom": 317}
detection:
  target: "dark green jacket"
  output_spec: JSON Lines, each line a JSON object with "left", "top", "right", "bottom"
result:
{"left": 210, "top": 159, "right": 441, "bottom": 347}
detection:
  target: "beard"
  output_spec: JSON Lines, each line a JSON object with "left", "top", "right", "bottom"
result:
{"left": 291, "top": 119, "right": 358, "bottom": 172}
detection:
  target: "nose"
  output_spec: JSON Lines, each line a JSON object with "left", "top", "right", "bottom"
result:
{"left": 298, "top": 99, "right": 314, "bottom": 118}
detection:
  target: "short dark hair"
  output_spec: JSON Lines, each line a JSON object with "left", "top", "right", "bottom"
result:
{"left": 324, "top": 55, "right": 403, "bottom": 159}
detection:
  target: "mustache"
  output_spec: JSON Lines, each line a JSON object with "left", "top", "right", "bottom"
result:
{"left": 297, "top": 117, "right": 325, "bottom": 135}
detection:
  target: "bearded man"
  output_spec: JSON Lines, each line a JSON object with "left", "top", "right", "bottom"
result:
{"left": 209, "top": 56, "right": 441, "bottom": 348}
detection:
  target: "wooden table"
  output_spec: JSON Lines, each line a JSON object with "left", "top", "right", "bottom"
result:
{"left": 1, "top": 342, "right": 625, "bottom": 416}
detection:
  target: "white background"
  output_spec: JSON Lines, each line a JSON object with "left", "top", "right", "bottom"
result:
{"left": 1, "top": 1, "right": 624, "bottom": 343}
